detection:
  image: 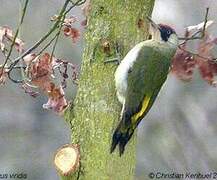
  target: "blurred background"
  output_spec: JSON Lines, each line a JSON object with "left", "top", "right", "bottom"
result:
{"left": 0, "top": 0, "right": 217, "bottom": 179}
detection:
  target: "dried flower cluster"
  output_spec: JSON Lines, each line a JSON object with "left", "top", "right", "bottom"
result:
{"left": 171, "top": 21, "right": 217, "bottom": 86}
{"left": 51, "top": 15, "right": 80, "bottom": 43}
{"left": 0, "top": 26, "right": 79, "bottom": 114}
{"left": 0, "top": 0, "right": 88, "bottom": 115}
{"left": 0, "top": 26, "right": 24, "bottom": 52}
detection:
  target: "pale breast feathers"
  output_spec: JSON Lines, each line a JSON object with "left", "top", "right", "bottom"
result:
{"left": 114, "top": 43, "right": 144, "bottom": 104}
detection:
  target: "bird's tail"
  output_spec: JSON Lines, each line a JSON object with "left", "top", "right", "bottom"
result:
{"left": 110, "top": 94, "right": 154, "bottom": 156}
{"left": 110, "top": 110, "right": 136, "bottom": 156}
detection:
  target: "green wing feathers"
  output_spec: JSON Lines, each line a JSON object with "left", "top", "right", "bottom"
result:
{"left": 110, "top": 90, "right": 160, "bottom": 156}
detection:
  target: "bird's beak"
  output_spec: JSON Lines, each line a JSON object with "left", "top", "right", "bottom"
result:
{"left": 147, "top": 16, "right": 160, "bottom": 30}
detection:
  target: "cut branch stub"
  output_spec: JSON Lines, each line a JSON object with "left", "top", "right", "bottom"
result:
{"left": 54, "top": 144, "right": 80, "bottom": 176}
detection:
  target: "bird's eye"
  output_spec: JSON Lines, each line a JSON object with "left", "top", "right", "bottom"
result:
{"left": 167, "top": 30, "right": 171, "bottom": 34}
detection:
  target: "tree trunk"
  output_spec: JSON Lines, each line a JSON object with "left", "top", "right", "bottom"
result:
{"left": 64, "top": 0, "right": 155, "bottom": 179}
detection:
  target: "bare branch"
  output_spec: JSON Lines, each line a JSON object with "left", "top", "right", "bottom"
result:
{"left": 8, "top": 0, "right": 71, "bottom": 71}
{"left": 37, "top": 32, "right": 60, "bottom": 56}
{"left": 178, "top": 45, "right": 217, "bottom": 62}
{"left": 201, "top": 7, "right": 209, "bottom": 38}
{"left": 2, "top": 0, "right": 29, "bottom": 69}
{"left": 8, "top": 0, "right": 84, "bottom": 75}
{"left": 178, "top": 8, "right": 210, "bottom": 41}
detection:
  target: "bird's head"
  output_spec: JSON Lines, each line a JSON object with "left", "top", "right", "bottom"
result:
{"left": 147, "top": 17, "right": 178, "bottom": 47}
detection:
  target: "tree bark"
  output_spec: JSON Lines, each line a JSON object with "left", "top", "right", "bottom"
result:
{"left": 63, "top": 0, "right": 155, "bottom": 179}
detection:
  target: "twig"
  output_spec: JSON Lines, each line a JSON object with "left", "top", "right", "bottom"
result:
{"left": 179, "top": 34, "right": 202, "bottom": 42}
{"left": 40, "top": 0, "right": 85, "bottom": 59}
{"left": 70, "top": 0, "right": 86, "bottom": 6}
{"left": 179, "top": 30, "right": 201, "bottom": 46}
{"left": 178, "top": 8, "right": 209, "bottom": 41}
{"left": 4, "top": 0, "right": 84, "bottom": 84}
{"left": 1, "top": 49, "right": 13, "bottom": 62}
{"left": 8, "top": 0, "right": 85, "bottom": 73}
{"left": 51, "top": 31, "right": 61, "bottom": 58}
{"left": 37, "top": 32, "right": 60, "bottom": 56}
{"left": 178, "top": 45, "right": 217, "bottom": 62}
{"left": 6, "top": 0, "right": 71, "bottom": 83}
{"left": 50, "top": 14, "right": 65, "bottom": 59}
{"left": 66, "top": 0, "right": 86, "bottom": 14}
{"left": 8, "top": 0, "right": 72, "bottom": 71}
{"left": 201, "top": 7, "right": 209, "bottom": 38}
{"left": 7, "top": 66, "right": 26, "bottom": 83}
{"left": 2, "top": 0, "right": 29, "bottom": 69}
{"left": 177, "top": 8, "right": 217, "bottom": 62}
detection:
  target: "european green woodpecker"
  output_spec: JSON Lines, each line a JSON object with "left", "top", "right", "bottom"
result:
{"left": 111, "top": 19, "right": 178, "bottom": 156}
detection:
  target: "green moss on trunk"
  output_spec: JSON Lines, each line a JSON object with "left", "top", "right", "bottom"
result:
{"left": 64, "top": 0, "right": 155, "bottom": 179}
